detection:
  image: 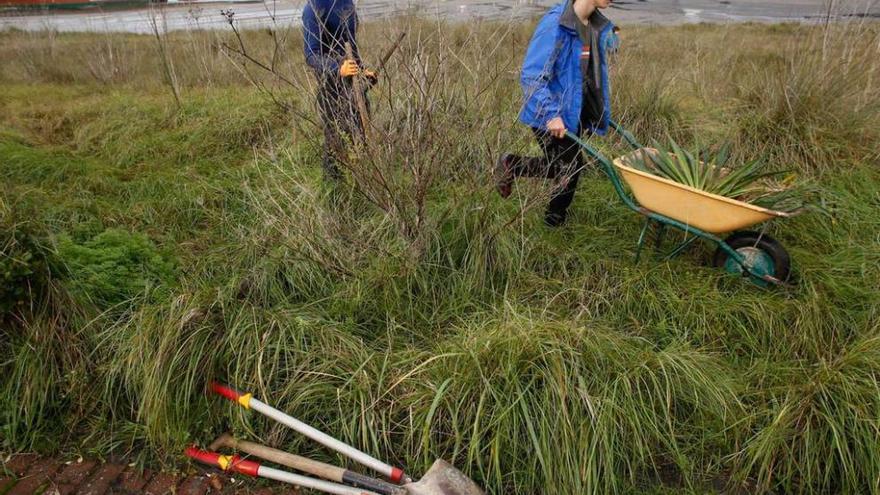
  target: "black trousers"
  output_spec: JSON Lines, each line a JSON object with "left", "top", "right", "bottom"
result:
{"left": 316, "top": 76, "right": 367, "bottom": 180}
{"left": 506, "top": 128, "right": 588, "bottom": 220}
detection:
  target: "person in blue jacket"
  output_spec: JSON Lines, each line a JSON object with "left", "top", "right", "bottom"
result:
{"left": 303, "top": 0, "right": 377, "bottom": 181}
{"left": 495, "top": 0, "right": 615, "bottom": 226}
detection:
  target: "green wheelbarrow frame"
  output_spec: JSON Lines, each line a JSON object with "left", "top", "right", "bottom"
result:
{"left": 566, "top": 122, "right": 792, "bottom": 286}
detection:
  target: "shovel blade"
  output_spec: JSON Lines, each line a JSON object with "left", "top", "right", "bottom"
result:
{"left": 404, "top": 460, "right": 484, "bottom": 495}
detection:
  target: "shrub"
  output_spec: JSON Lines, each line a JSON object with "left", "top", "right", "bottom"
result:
{"left": 0, "top": 199, "right": 51, "bottom": 317}
{"left": 56, "top": 228, "right": 175, "bottom": 310}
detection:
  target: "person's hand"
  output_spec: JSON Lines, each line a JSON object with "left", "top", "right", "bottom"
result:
{"left": 363, "top": 68, "right": 378, "bottom": 86}
{"left": 339, "top": 59, "right": 360, "bottom": 78}
{"left": 546, "top": 117, "right": 567, "bottom": 139}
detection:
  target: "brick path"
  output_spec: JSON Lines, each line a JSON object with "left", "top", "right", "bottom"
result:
{"left": 0, "top": 455, "right": 299, "bottom": 495}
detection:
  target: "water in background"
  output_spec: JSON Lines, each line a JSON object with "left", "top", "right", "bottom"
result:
{"left": 1, "top": 0, "right": 878, "bottom": 33}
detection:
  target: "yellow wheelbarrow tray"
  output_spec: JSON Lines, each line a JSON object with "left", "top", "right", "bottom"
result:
{"left": 566, "top": 124, "right": 805, "bottom": 286}
{"left": 612, "top": 149, "right": 794, "bottom": 235}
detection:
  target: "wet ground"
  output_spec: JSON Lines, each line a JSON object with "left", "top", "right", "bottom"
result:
{"left": 0, "top": 0, "right": 878, "bottom": 33}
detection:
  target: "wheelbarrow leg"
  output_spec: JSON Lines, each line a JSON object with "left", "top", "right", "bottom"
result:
{"left": 653, "top": 223, "right": 667, "bottom": 259}
{"left": 635, "top": 217, "right": 651, "bottom": 263}
{"left": 664, "top": 235, "right": 700, "bottom": 260}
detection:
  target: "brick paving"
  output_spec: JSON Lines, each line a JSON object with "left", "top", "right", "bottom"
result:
{"left": 8, "top": 460, "right": 64, "bottom": 495}
{"left": 116, "top": 468, "right": 153, "bottom": 493}
{"left": 0, "top": 455, "right": 297, "bottom": 495}
{"left": 78, "top": 464, "right": 127, "bottom": 495}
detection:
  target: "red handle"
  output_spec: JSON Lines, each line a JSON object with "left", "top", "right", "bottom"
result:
{"left": 185, "top": 445, "right": 221, "bottom": 466}
{"left": 210, "top": 381, "right": 242, "bottom": 402}
{"left": 390, "top": 467, "right": 404, "bottom": 484}
{"left": 185, "top": 446, "right": 260, "bottom": 477}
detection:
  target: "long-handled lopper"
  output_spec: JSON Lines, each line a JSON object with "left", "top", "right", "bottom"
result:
{"left": 210, "top": 382, "right": 410, "bottom": 484}
{"left": 209, "top": 382, "right": 484, "bottom": 495}
{"left": 208, "top": 433, "right": 404, "bottom": 495}
{"left": 185, "top": 446, "right": 379, "bottom": 495}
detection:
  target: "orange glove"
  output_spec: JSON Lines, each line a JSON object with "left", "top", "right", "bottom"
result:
{"left": 339, "top": 59, "right": 360, "bottom": 78}
{"left": 363, "top": 69, "right": 378, "bottom": 85}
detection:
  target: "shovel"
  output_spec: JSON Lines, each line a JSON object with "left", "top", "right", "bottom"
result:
{"left": 209, "top": 382, "right": 484, "bottom": 495}
{"left": 209, "top": 433, "right": 404, "bottom": 495}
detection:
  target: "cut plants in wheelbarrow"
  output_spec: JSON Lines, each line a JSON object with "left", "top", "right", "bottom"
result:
{"left": 565, "top": 123, "right": 816, "bottom": 286}
{"left": 627, "top": 139, "right": 818, "bottom": 213}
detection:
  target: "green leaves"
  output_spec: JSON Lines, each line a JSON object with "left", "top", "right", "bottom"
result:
{"left": 56, "top": 229, "right": 176, "bottom": 311}
{"left": 631, "top": 139, "right": 804, "bottom": 211}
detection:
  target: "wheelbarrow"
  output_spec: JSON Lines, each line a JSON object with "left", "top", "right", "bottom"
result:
{"left": 566, "top": 122, "right": 803, "bottom": 286}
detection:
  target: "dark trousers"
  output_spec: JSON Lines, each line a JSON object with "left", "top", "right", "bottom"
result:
{"left": 316, "top": 76, "right": 366, "bottom": 181}
{"left": 506, "top": 128, "right": 587, "bottom": 220}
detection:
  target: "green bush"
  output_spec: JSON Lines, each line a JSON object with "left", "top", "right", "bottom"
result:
{"left": 0, "top": 204, "right": 51, "bottom": 316}
{"left": 1, "top": 236, "right": 47, "bottom": 314}
{"left": 57, "top": 229, "right": 175, "bottom": 310}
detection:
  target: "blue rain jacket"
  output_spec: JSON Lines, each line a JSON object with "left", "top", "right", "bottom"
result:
{"left": 302, "top": 0, "right": 360, "bottom": 77}
{"left": 518, "top": 3, "right": 615, "bottom": 135}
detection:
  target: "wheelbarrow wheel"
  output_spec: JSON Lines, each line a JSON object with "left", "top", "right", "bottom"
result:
{"left": 712, "top": 231, "right": 791, "bottom": 284}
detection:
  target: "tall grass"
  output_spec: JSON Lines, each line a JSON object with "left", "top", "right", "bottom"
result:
{"left": 1, "top": 15, "right": 880, "bottom": 494}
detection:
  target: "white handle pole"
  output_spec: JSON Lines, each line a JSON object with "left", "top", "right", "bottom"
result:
{"left": 256, "top": 465, "right": 379, "bottom": 495}
{"left": 250, "top": 398, "right": 407, "bottom": 483}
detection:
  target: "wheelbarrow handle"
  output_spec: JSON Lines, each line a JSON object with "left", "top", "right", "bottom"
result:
{"left": 563, "top": 120, "right": 642, "bottom": 165}
{"left": 565, "top": 130, "right": 647, "bottom": 216}
{"left": 564, "top": 130, "right": 619, "bottom": 182}
{"left": 781, "top": 206, "right": 809, "bottom": 217}
{"left": 609, "top": 119, "right": 643, "bottom": 150}
{"left": 564, "top": 131, "right": 611, "bottom": 168}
